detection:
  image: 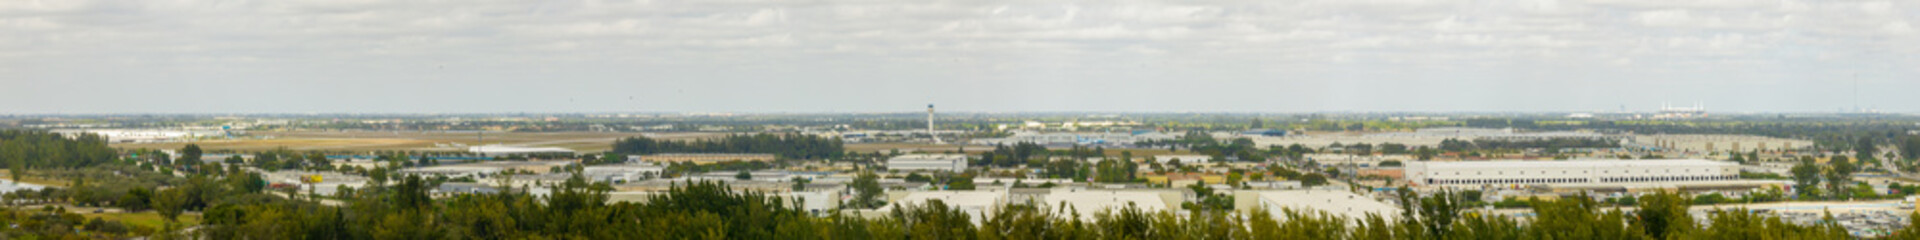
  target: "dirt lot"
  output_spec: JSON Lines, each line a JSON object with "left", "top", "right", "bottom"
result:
{"left": 112, "top": 131, "right": 722, "bottom": 152}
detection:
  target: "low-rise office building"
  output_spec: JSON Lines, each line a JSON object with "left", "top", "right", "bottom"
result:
{"left": 583, "top": 165, "right": 665, "bottom": 183}
{"left": 887, "top": 154, "right": 968, "bottom": 172}
{"left": 1244, "top": 190, "right": 1401, "bottom": 221}
{"left": 1045, "top": 189, "right": 1176, "bottom": 221}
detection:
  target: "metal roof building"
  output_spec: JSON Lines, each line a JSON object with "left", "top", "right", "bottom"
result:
{"left": 887, "top": 154, "right": 968, "bottom": 172}
{"left": 1248, "top": 190, "right": 1402, "bottom": 222}
{"left": 468, "top": 145, "right": 576, "bottom": 157}
{"left": 1405, "top": 159, "right": 1739, "bottom": 187}
{"left": 1043, "top": 189, "right": 1174, "bottom": 220}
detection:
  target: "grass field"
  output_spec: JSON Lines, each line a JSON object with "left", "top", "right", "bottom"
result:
{"left": 112, "top": 131, "right": 722, "bottom": 152}
{"left": 1, "top": 169, "right": 70, "bottom": 187}
{"left": 80, "top": 211, "right": 200, "bottom": 230}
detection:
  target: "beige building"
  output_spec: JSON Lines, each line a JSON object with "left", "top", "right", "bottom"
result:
{"left": 629, "top": 153, "right": 778, "bottom": 165}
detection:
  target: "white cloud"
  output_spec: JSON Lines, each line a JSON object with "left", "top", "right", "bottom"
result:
{"left": 1886, "top": 21, "right": 1913, "bottom": 35}
{"left": 1637, "top": 9, "right": 1696, "bottom": 27}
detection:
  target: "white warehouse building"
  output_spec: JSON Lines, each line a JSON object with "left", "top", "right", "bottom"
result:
{"left": 1405, "top": 159, "right": 1739, "bottom": 187}
{"left": 469, "top": 145, "right": 576, "bottom": 157}
{"left": 887, "top": 154, "right": 969, "bottom": 172}
{"left": 582, "top": 165, "right": 665, "bottom": 183}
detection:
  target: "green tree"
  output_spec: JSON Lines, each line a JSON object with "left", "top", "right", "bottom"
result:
{"left": 1631, "top": 191, "right": 1697, "bottom": 239}
{"left": 1827, "top": 155, "right": 1856, "bottom": 200}
{"left": 1415, "top": 146, "right": 1435, "bottom": 160}
{"left": 850, "top": 171, "right": 884, "bottom": 208}
{"left": 1901, "top": 136, "right": 1920, "bottom": 161}
{"left": 152, "top": 188, "right": 187, "bottom": 222}
{"left": 1790, "top": 157, "right": 1821, "bottom": 197}
{"left": 1299, "top": 173, "right": 1328, "bottom": 187}
{"left": 946, "top": 175, "right": 975, "bottom": 190}
{"left": 118, "top": 188, "right": 152, "bottom": 212}
{"left": 1856, "top": 136, "right": 1879, "bottom": 163}
{"left": 178, "top": 144, "right": 203, "bottom": 166}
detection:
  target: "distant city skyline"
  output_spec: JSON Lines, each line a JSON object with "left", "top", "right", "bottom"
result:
{"left": 2, "top": 0, "right": 1916, "bottom": 114}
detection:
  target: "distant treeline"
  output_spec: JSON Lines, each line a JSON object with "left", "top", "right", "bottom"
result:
{"left": 0, "top": 130, "right": 118, "bottom": 170}
{"left": 976, "top": 142, "right": 1050, "bottom": 167}
{"left": 611, "top": 133, "right": 844, "bottom": 160}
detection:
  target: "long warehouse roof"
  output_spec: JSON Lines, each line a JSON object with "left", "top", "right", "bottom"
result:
{"left": 1410, "top": 159, "right": 1730, "bottom": 169}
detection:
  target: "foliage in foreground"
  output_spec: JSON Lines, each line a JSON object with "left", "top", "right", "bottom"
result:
{"left": 71, "top": 175, "right": 1909, "bottom": 240}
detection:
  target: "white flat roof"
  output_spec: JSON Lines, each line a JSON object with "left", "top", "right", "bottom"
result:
{"left": 889, "top": 154, "right": 967, "bottom": 160}
{"left": 1043, "top": 189, "right": 1169, "bottom": 219}
{"left": 1413, "top": 159, "right": 1731, "bottom": 169}
{"left": 891, "top": 190, "right": 1007, "bottom": 209}
{"left": 1254, "top": 190, "right": 1401, "bottom": 221}
{"left": 401, "top": 165, "right": 502, "bottom": 173}
{"left": 583, "top": 165, "right": 664, "bottom": 170}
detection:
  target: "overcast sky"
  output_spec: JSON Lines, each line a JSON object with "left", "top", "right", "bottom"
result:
{"left": 2, "top": 0, "right": 1916, "bottom": 114}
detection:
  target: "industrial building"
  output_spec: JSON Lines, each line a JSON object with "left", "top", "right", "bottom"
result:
{"left": 886, "top": 154, "right": 968, "bottom": 172}
{"left": 1044, "top": 189, "right": 1175, "bottom": 220}
{"left": 1246, "top": 190, "right": 1401, "bottom": 221}
{"left": 692, "top": 171, "right": 792, "bottom": 182}
{"left": 628, "top": 153, "right": 778, "bottom": 165}
{"left": 1404, "top": 159, "right": 1739, "bottom": 187}
{"left": 582, "top": 165, "right": 665, "bottom": 183}
{"left": 53, "top": 128, "right": 228, "bottom": 143}
{"left": 1241, "top": 129, "right": 1287, "bottom": 137}
{"left": 1254, "top": 127, "right": 1618, "bottom": 149}
{"left": 969, "top": 131, "right": 1177, "bottom": 147}
{"left": 1366, "top": 127, "right": 1618, "bottom": 142}
{"left": 781, "top": 189, "right": 845, "bottom": 216}
{"left": 399, "top": 160, "right": 575, "bottom": 179}
{"left": 468, "top": 145, "right": 576, "bottom": 157}
{"left": 399, "top": 165, "right": 503, "bottom": 179}
{"left": 434, "top": 183, "right": 501, "bottom": 197}
{"left": 881, "top": 190, "right": 1010, "bottom": 223}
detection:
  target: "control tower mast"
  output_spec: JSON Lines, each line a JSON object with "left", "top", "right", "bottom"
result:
{"left": 928, "top": 104, "right": 944, "bottom": 144}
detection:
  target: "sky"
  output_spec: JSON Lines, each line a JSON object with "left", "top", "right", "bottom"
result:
{"left": 2, "top": 0, "right": 1917, "bottom": 114}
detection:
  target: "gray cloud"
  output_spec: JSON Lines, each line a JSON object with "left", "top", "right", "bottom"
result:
{"left": 1, "top": 0, "right": 1915, "bottom": 113}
